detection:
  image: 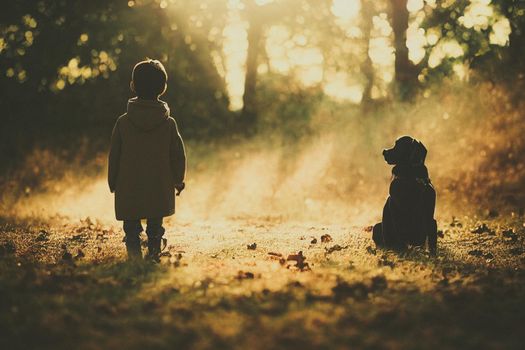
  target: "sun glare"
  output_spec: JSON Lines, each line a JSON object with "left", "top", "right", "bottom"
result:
{"left": 452, "top": 62, "right": 469, "bottom": 81}
{"left": 331, "top": 0, "right": 361, "bottom": 22}
{"left": 368, "top": 37, "right": 394, "bottom": 67}
{"left": 222, "top": 3, "right": 248, "bottom": 110}
{"left": 265, "top": 26, "right": 324, "bottom": 87}
{"left": 255, "top": 0, "right": 274, "bottom": 5}
{"left": 324, "top": 72, "right": 363, "bottom": 103}
{"left": 490, "top": 16, "right": 511, "bottom": 46}
{"left": 289, "top": 47, "right": 324, "bottom": 86}
{"left": 218, "top": 0, "right": 507, "bottom": 108}
{"left": 406, "top": 11, "right": 427, "bottom": 64}
{"left": 428, "top": 39, "right": 464, "bottom": 68}
{"left": 459, "top": 0, "right": 493, "bottom": 30}
{"left": 265, "top": 25, "right": 293, "bottom": 73}
{"left": 407, "top": 0, "right": 424, "bottom": 13}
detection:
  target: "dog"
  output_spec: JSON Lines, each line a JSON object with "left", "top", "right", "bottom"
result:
{"left": 373, "top": 136, "right": 438, "bottom": 253}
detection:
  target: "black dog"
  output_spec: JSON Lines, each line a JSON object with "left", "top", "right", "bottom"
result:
{"left": 373, "top": 136, "right": 438, "bottom": 253}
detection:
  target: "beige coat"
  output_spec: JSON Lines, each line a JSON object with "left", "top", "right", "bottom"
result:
{"left": 108, "top": 98, "right": 186, "bottom": 220}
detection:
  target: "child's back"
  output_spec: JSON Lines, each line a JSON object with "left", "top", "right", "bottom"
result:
{"left": 108, "top": 59, "right": 186, "bottom": 262}
{"left": 109, "top": 98, "right": 185, "bottom": 220}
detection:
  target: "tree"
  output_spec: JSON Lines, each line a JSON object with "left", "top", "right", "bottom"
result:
{"left": 420, "top": 0, "right": 520, "bottom": 91}
{"left": 390, "top": 0, "right": 418, "bottom": 100}
{"left": 241, "top": 0, "right": 263, "bottom": 130}
{"left": 360, "top": 0, "right": 376, "bottom": 108}
{"left": 492, "top": 0, "right": 525, "bottom": 77}
{"left": 0, "top": 0, "right": 233, "bottom": 137}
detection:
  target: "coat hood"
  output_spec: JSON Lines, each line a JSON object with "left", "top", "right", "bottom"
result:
{"left": 126, "top": 97, "right": 170, "bottom": 131}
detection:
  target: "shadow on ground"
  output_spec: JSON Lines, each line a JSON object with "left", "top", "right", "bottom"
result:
{"left": 1, "top": 214, "right": 524, "bottom": 349}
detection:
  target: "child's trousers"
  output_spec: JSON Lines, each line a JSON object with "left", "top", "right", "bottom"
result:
{"left": 123, "top": 218, "right": 165, "bottom": 239}
{"left": 123, "top": 218, "right": 165, "bottom": 260}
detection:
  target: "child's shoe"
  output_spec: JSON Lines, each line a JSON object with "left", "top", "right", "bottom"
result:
{"left": 124, "top": 236, "right": 142, "bottom": 261}
{"left": 145, "top": 237, "right": 162, "bottom": 263}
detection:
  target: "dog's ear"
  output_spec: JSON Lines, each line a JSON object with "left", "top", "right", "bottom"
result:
{"left": 409, "top": 140, "right": 427, "bottom": 165}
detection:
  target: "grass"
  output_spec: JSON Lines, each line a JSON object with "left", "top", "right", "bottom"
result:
{"left": 1, "top": 213, "right": 524, "bottom": 349}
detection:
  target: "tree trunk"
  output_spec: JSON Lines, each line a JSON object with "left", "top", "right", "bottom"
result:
{"left": 360, "top": 0, "right": 375, "bottom": 110}
{"left": 390, "top": 0, "right": 417, "bottom": 100}
{"left": 242, "top": 6, "right": 262, "bottom": 130}
{"left": 508, "top": 22, "right": 525, "bottom": 74}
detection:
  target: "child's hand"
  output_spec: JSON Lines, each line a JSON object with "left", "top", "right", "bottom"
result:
{"left": 175, "top": 182, "right": 185, "bottom": 196}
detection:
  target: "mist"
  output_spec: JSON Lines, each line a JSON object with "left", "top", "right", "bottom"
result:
{"left": 4, "top": 80, "right": 522, "bottom": 228}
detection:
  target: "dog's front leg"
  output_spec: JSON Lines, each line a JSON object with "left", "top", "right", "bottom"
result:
{"left": 428, "top": 219, "right": 438, "bottom": 255}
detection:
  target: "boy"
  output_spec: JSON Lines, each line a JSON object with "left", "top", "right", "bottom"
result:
{"left": 108, "top": 59, "right": 186, "bottom": 262}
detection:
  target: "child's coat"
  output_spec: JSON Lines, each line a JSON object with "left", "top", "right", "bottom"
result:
{"left": 108, "top": 98, "right": 186, "bottom": 220}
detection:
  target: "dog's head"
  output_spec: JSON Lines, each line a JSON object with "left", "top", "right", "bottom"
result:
{"left": 383, "top": 136, "right": 427, "bottom": 166}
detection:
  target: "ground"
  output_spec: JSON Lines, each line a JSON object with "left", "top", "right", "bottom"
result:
{"left": 1, "top": 210, "right": 524, "bottom": 349}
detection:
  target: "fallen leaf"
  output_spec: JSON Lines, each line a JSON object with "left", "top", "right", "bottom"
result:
{"left": 267, "top": 252, "right": 286, "bottom": 265}
{"left": 237, "top": 271, "right": 255, "bottom": 280}
{"left": 287, "top": 251, "right": 310, "bottom": 271}
{"left": 468, "top": 249, "right": 494, "bottom": 259}
{"left": 470, "top": 223, "right": 495, "bottom": 235}
{"left": 325, "top": 244, "right": 348, "bottom": 254}
{"left": 502, "top": 229, "right": 517, "bottom": 242}
{"left": 468, "top": 249, "right": 484, "bottom": 257}
{"left": 321, "top": 234, "right": 333, "bottom": 243}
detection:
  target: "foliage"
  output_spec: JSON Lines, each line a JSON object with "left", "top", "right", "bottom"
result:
{"left": 0, "top": 0, "right": 232, "bottom": 136}
{"left": 1, "top": 1, "right": 524, "bottom": 132}
{"left": 420, "top": 0, "right": 525, "bottom": 87}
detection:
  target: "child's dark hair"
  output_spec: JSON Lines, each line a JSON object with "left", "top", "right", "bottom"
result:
{"left": 131, "top": 59, "right": 167, "bottom": 99}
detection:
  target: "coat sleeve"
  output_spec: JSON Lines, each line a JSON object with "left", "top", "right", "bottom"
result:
{"left": 108, "top": 118, "right": 122, "bottom": 193}
{"left": 170, "top": 118, "right": 186, "bottom": 185}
